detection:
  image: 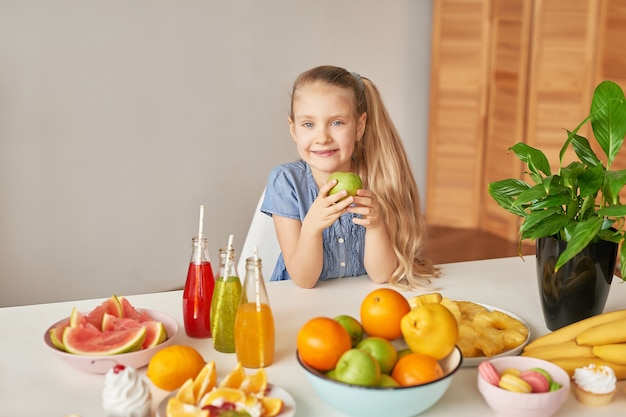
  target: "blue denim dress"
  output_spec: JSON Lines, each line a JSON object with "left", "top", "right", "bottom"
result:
{"left": 260, "top": 160, "right": 366, "bottom": 282}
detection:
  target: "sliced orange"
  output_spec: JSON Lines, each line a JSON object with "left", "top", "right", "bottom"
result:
{"left": 240, "top": 367, "right": 268, "bottom": 395}
{"left": 166, "top": 397, "right": 208, "bottom": 417}
{"left": 218, "top": 362, "right": 246, "bottom": 389}
{"left": 260, "top": 396, "right": 284, "bottom": 417}
{"left": 193, "top": 361, "right": 217, "bottom": 402}
{"left": 175, "top": 378, "right": 195, "bottom": 404}
{"left": 198, "top": 387, "right": 246, "bottom": 408}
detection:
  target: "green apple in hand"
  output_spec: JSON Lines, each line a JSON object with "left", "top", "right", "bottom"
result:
{"left": 357, "top": 336, "right": 398, "bottom": 375}
{"left": 334, "top": 348, "right": 381, "bottom": 386}
{"left": 328, "top": 172, "right": 362, "bottom": 197}
{"left": 334, "top": 315, "right": 364, "bottom": 347}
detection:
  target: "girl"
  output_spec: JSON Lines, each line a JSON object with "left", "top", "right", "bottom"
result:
{"left": 261, "top": 65, "right": 439, "bottom": 289}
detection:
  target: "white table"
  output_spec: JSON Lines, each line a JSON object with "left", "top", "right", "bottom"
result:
{"left": 2, "top": 256, "right": 625, "bottom": 416}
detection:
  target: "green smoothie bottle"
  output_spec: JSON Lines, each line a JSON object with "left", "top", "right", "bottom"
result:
{"left": 210, "top": 236, "right": 242, "bottom": 353}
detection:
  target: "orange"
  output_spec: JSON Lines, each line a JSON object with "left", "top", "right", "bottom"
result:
{"left": 391, "top": 352, "right": 444, "bottom": 386}
{"left": 240, "top": 367, "right": 268, "bottom": 395}
{"left": 175, "top": 378, "right": 195, "bottom": 404}
{"left": 360, "top": 288, "right": 410, "bottom": 340}
{"left": 199, "top": 388, "right": 246, "bottom": 407}
{"left": 193, "top": 361, "right": 217, "bottom": 402}
{"left": 218, "top": 362, "right": 246, "bottom": 389}
{"left": 146, "top": 345, "right": 206, "bottom": 391}
{"left": 166, "top": 397, "right": 208, "bottom": 417}
{"left": 260, "top": 396, "right": 284, "bottom": 417}
{"left": 297, "top": 317, "right": 352, "bottom": 372}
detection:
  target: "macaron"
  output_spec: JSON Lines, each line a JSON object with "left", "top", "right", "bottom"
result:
{"left": 529, "top": 367, "right": 553, "bottom": 383}
{"left": 478, "top": 360, "right": 501, "bottom": 386}
{"left": 498, "top": 373, "right": 532, "bottom": 393}
{"left": 501, "top": 367, "right": 521, "bottom": 377}
{"left": 519, "top": 370, "right": 550, "bottom": 393}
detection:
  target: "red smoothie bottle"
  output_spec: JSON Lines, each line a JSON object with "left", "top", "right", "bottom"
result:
{"left": 182, "top": 235, "right": 215, "bottom": 338}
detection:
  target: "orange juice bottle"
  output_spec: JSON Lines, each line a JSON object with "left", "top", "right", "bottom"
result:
{"left": 234, "top": 251, "right": 275, "bottom": 368}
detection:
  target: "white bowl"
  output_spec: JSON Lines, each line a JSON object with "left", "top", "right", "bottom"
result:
{"left": 477, "top": 356, "right": 570, "bottom": 417}
{"left": 44, "top": 309, "right": 179, "bottom": 374}
{"left": 297, "top": 346, "right": 463, "bottom": 417}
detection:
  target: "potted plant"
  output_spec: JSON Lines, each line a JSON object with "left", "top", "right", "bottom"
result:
{"left": 488, "top": 80, "right": 626, "bottom": 330}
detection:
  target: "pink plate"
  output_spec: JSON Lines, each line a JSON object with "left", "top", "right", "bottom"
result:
{"left": 43, "top": 309, "right": 179, "bottom": 374}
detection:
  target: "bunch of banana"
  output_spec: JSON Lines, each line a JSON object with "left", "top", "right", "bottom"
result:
{"left": 522, "top": 309, "right": 626, "bottom": 379}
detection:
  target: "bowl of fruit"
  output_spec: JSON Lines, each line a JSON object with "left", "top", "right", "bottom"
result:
{"left": 296, "top": 346, "right": 462, "bottom": 417}
{"left": 295, "top": 288, "right": 463, "bottom": 417}
{"left": 44, "top": 295, "right": 179, "bottom": 374}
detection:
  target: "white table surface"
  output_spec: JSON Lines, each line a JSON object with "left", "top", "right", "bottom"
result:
{"left": 2, "top": 256, "right": 626, "bottom": 416}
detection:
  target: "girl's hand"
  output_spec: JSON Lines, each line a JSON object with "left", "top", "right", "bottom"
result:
{"left": 348, "top": 189, "right": 384, "bottom": 229}
{"left": 302, "top": 179, "right": 355, "bottom": 233}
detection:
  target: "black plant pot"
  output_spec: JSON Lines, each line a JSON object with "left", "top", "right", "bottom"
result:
{"left": 536, "top": 236, "right": 617, "bottom": 331}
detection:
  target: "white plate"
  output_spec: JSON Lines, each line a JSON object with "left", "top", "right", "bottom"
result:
{"left": 156, "top": 384, "right": 296, "bottom": 417}
{"left": 459, "top": 303, "right": 530, "bottom": 367}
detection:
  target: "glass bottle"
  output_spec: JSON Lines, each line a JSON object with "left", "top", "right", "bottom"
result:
{"left": 234, "top": 253, "right": 275, "bottom": 368}
{"left": 210, "top": 246, "right": 242, "bottom": 353}
{"left": 182, "top": 236, "right": 215, "bottom": 338}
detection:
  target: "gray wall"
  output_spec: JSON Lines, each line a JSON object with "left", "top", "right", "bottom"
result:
{"left": 0, "top": 1, "right": 433, "bottom": 307}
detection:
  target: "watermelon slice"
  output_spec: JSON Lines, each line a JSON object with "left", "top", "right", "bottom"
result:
{"left": 101, "top": 313, "right": 142, "bottom": 332}
{"left": 142, "top": 320, "right": 167, "bottom": 349}
{"left": 117, "top": 295, "right": 152, "bottom": 322}
{"left": 63, "top": 325, "right": 147, "bottom": 355}
{"left": 84, "top": 295, "right": 123, "bottom": 327}
{"left": 49, "top": 318, "right": 70, "bottom": 351}
{"left": 69, "top": 308, "right": 100, "bottom": 330}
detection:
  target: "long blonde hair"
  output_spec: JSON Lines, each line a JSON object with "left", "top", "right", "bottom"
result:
{"left": 291, "top": 65, "right": 440, "bottom": 289}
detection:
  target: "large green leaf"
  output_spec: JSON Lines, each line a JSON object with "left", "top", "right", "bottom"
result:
{"left": 488, "top": 179, "right": 530, "bottom": 217}
{"left": 509, "top": 143, "right": 551, "bottom": 177}
{"left": 597, "top": 204, "right": 626, "bottom": 217}
{"left": 519, "top": 207, "right": 563, "bottom": 235}
{"left": 529, "top": 194, "right": 572, "bottom": 210}
{"left": 590, "top": 81, "right": 626, "bottom": 167}
{"left": 570, "top": 134, "right": 601, "bottom": 167}
{"left": 577, "top": 165, "right": 604, "bottom": 197}
{"left": 555, "top": 218, "right": 604, "bottom": 271}
{"left": 603, "top": 169, "right": 626, "bottom": 205}
{"left": 523, "top": 213, "right": 571, "bottom": 240}
{"left": 512, "top": 184, "right": 547, "bottom": 207}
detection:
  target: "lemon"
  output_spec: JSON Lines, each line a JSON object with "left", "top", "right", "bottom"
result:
{"left": 147, "top": 345, "right": 205, "bottom": 391}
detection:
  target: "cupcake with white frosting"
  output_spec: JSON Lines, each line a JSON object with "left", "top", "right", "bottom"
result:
{"left": 103, "top": 364, "right": 152, "bottom": 417}
{"left": 572, "top": 363, "right": 616, "bottom": 406}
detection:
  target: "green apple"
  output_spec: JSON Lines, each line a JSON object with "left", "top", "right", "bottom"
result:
{"left": 325, "top": 369, "right": 338, "bottom": 380}
{"left": 328, "top": 172, "right": 362, "bottom": 197}
{"left": 357, "top": 336, "right": 398, "bottom": 375}
{"left": 334, "top": 315, "right": 364, "bottom": 347}
{"left": 378, "top": 374, "right": 400, "bottom": 387}
{"left": 334, "top": 348, "right": 381, "bottom": 386}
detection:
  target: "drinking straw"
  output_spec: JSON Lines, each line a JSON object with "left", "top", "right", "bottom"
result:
{"left": 193, "top": 204, "right": 205, "bottom": 318}
{"left": 224, "top": 234, "right": 234, "bottom": 277}
{"left": 254, "top": 246, "right": 261, "bottom": 311}
{"left": 253, "top": 245, "right": 265, "bottom": 365}
{"left": 198, "top": 205, "right": 205, "bottom": 240}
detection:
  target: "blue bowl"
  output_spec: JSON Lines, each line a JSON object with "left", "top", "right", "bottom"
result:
{"left": 297, "top": 346, "right": 463, "bottom": 417}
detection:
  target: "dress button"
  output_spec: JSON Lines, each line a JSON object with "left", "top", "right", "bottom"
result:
{"left": 340, "top": 262, "right": 346, "bottom": 267}
{"left": 338, "top": 238, "right": 345, "bottom": 243}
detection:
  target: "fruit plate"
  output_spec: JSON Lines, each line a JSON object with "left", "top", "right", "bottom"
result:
{"left": 460, "top": 303, "right": 530, "bottom": 367}
{"left": 155, "top": 384, "right": 296, "bottom": 417}
{"left": 43, "top": 309, "right": 179, "bottom": 374}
